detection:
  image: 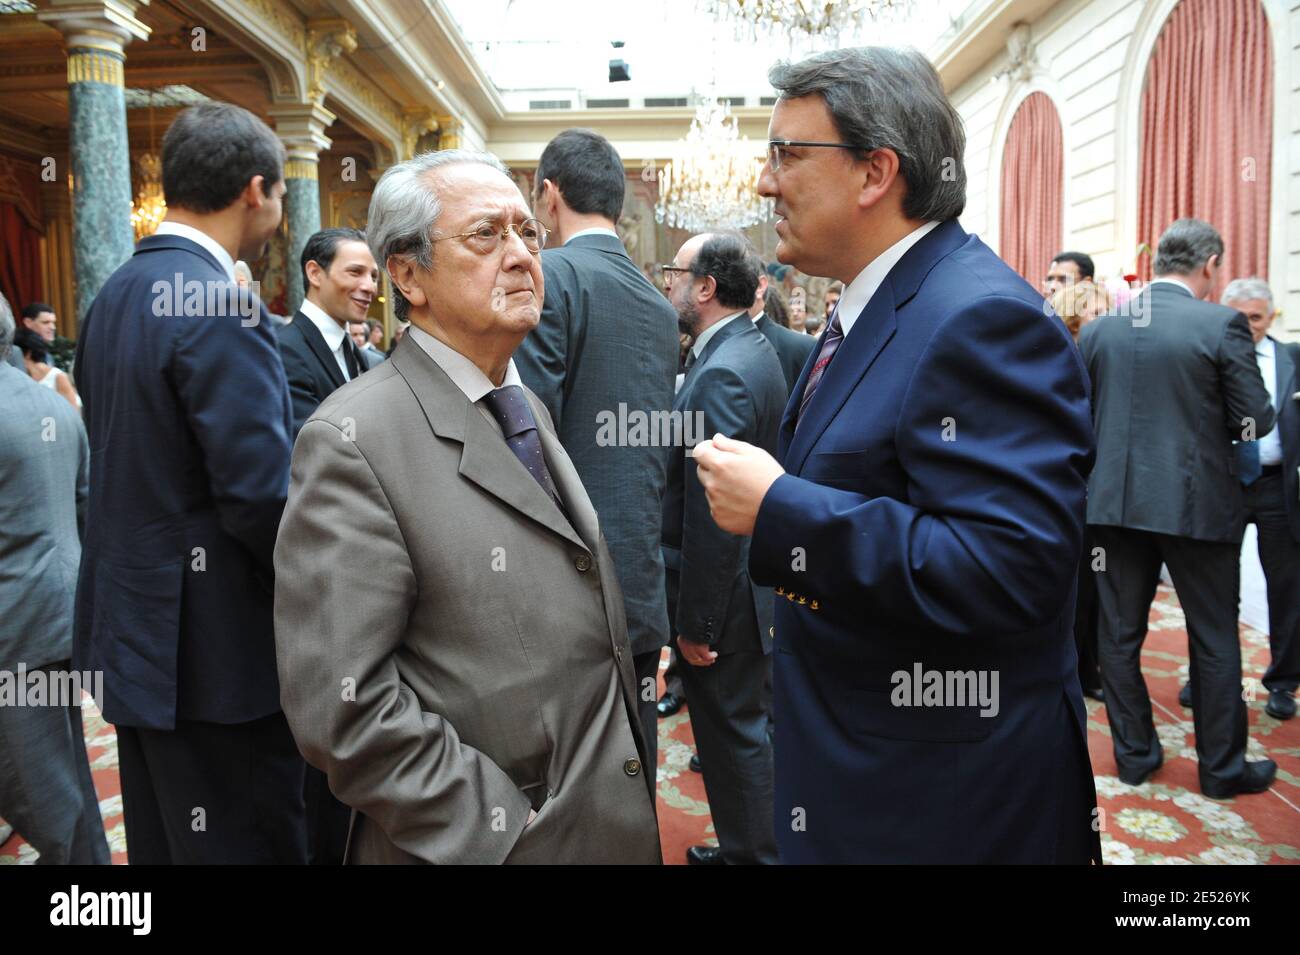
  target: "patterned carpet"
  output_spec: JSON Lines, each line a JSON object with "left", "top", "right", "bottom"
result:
{"left": 3, "top": 584, "right": 1296, "bottom": 865}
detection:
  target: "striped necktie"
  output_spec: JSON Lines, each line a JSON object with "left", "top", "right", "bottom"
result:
{"left": 796, "top": 306, "right": 844, "bottom": 425}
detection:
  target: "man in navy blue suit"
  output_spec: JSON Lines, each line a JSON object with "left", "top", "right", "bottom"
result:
{"left": 693, "top": 47, "right": 1101, "bottom": 863}
{"left": 73, "top": 103, "right": 307, "bottom": 863}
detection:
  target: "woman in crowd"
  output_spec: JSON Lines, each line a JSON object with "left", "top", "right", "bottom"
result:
{"left": 13, "top": 327, "right": 80, "bottom": 412}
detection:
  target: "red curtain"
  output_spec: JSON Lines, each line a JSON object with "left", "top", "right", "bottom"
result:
{"left": 1137, "top": 0, "right": 1272, "bottom": 294}
{"left": 999, "top": 92, "right": 1064, "bottom": 288}
{"left": 0, "top": 202, "right": 43, "bottom": 316}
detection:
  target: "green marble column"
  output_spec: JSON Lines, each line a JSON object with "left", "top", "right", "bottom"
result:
{"left": 66, "top": 46, "right": 135, "bottom": 327}
{"left": 283, "top": 158, "right": 322, "bottom": 316}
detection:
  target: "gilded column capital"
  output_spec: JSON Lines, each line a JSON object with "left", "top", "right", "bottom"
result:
{"left": 269, "top": 101, "right": 337, "bottom": 164}
{"left": 37, "top": 0, "right": 151, "bottom": 56}
{"left": 433, "top": 115, "right": 463, "bottom": 151}
{"left": 401, "top": 109, "right": 439, "bottom": 160}
{"left": 306, "top": 17, "right": 358, "bottom": 106}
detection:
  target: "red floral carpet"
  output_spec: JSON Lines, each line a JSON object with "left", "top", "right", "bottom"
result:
{"left": 3, "top": 585, "right": 1296, "bottom": 865}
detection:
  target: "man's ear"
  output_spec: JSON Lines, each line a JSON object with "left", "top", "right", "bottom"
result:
{"left": 386, "top": 256, "right": 427, "bottom": 311}
{"left": 856, "top": 147, "right": 901, "bottom": 211}
{"left": 242, "top": 175, "right": 268, "bottom": 208}
{"left": 304, "top": 259, "right": 325, "bottom": 292}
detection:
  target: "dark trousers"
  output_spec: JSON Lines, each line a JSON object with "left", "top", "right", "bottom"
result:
{"left": 678, "top": 646, "right": 777, "bottom": 864}
{"left": 0, "top": 663, "right": 109, "bottom": 864}
{"left": 1244, "top": 473, "right": 1300, "bottom": 693}
{"left": 662, "top": 647, "right": 685, "bottom": 700}
{"left": 1091, "top": 526, "right": 1248, "bottom": 792}
{"left": 116, "top": 711, "right": 308, "bottom": 864}
{"left": 304, "top": 765, "right": 351, "bottom": 865}
{"left": 1074, "top": 529, "right": 1102, "bottom": 693}
{"left": 632, "top": 649, "right": 662, "bottom": 773}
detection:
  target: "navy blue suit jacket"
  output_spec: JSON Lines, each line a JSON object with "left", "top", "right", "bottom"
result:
{"left": 749, "top": 220, "right": 1101, "bottom": 863}
{"left": 72, "top": 233, "right": 293, "bottom": 729}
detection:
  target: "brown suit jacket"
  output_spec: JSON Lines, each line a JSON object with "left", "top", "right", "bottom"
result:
{"left": 273, "top": 334, "right": 661, "bottom": 864}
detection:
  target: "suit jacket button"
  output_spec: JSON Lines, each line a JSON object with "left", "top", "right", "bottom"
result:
{"left": 769, "top": 627, "right": 775, "bottom": 638}
{"left": 574, "top": 554, "right": 592, "bottom": 572}
{"left": 624, "top": 757, "right": 641, "bottom": 776}
{"left": 615, "top": 644, "right": 623, "bottom": 660}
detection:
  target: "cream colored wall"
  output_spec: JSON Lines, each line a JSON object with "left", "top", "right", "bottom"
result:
{"left": 947, "top": 0, "right": 1298, "bottom": 338}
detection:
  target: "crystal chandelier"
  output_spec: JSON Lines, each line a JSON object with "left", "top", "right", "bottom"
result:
{"left": 655, "top": 97, "right": 772, "bottom": 232}
{"left": 131, "top": 90, "right": 167, "bottom": 240}
{"left": 703, "top": 0, "right": 912, "bottom": 37}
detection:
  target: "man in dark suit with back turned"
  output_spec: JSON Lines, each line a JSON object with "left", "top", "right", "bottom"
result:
{"left": 662, "top": 232, "right": 785, "bottom": 865}
{"left": 274, "top": 227, "right": 378, "bottom": 863}
{"left": 276, "top": 228, "right": 378, "bottom": 439}
{"left": 746, "top": 246, "right": 815, "bottom": 396}
{"left": 72, "top": 103, "right": 306, "bottom": 863}
{"left": 515, "top": 129, "right": 679, "bottom": 767}
{"left": 1079, "top": 219, "right": 1278, "bottom": 798}
{"left": 694, "top": 47, "right": 1100, "bottom": 863}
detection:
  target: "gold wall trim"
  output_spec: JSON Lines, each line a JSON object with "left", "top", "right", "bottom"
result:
{"left": 67, "top": 49, "right": 125, "bottom": 88}
{"left": 285, "top": 158, "right": 319, "bottom": 180}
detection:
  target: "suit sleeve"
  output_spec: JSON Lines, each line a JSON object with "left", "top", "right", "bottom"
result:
{"left": 1218, "top": 310, "right": 1275, "bottom": 439}
{"left": 276, "top": 330, "right": 324, "bottom": 440}
{"left": 679, "top": 364, "right": 757, "bottom": 645}
{"left": 274, "top": 419, "right": 533, "bottom": 864}
{"left": 513, "top": 256, "right": 570, "bottom": 429}
{"left": 750, "top": 295, "right": 1093, "bottom": 636}
{"left": 171, "top": 304, "right": 292, "bottom": 575}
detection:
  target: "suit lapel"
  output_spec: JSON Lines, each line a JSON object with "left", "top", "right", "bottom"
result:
{"left": 1272, "top": 336, "right": 1295, "bottom": 412}
{"left": 389, "top": 335, "right": 587, "bottom": 552}
{"left": 784, "top": 281, "right": 897, "bottom": 475}
{"left": 293, "top": 311, "right": 346, "bottom": 390}
{"left": 529, "top": 392, "right": 600, "bottom": 552}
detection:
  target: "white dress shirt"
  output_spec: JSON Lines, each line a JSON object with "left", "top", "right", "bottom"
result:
{"left": 1254, "top": 336, "right": 1283, "bottom": 466}
{"left": 564, "top": 227, "right": 619, "bottom": 245}
{"left": 297, "top": 298, "right": 352, "bottom": 381}
{"left": 154, "top": 221, "right": 236, "bottom": 282}
{"left": 406, "top": 324, "right": 523, "bottom": 438}
{"left": 1147, "top": 277, "right": 1196, "bottom": 297}
{"left": 836, "top": 220, "right": 942, "bottom": 337}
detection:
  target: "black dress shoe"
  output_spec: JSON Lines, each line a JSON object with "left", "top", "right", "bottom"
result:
{"left": 689, "top": 754, "right": 702, "bottom": 773}
{"left": 1265, "top": 690, "right": 1296, "bottom": 720}
{"left": 1202, "top": 759, "right": 1277, "bottom": 799}
{"left": 657, "top": 692, "right": 683, "bottom": 718}
{"left": 1118, "top": 746, "right": 1164, "bottom": 786}
{"left": 686, "top": 845, "right": 725, "bottom": 865}
{"left": 1178, "top": 683, "right": 1192, "bottom": 708}
{"left": 1083, "top": 685, "right": 1104, "bottom": 702}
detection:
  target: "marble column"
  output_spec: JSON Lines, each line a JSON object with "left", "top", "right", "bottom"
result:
{"left": 270, "top": 103, "right": 334, "bottom": 315}
{"left": 39, "top": 2, "right": 150, "bottom": 328}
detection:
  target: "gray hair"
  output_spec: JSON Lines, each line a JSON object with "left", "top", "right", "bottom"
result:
{"left": 1153, "top": 218, "right": 1224, "bottom": 276}
{"left": 0, "top": 290, "right": 13, "bottom": 361}
{"left": 1221, "top": 276, "right": 1273, "bottom": 310}
{"left": 366, "top": 148, "right": 510, "bottom": 320}
{"left": 768, "top": 47, "right": 966, "bottom": 221}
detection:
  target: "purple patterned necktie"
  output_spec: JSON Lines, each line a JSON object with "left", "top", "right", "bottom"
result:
{"left": 482, "top": 385, "right": 562, "bottom": 507}
{"left": 796, "top": 306, "right": 844, "bottom": 425}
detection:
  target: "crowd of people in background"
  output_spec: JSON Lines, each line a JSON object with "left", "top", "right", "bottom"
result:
{"left": 1, "top": 42, "right": 1293, "bottom": 866}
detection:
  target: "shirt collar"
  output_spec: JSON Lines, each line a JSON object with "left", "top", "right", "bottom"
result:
{"left": 1256, "top": 335, "right": 1275, "bottom": 358}
{"left": 691, "top": 311, "right": 747, "bottom": 359}
{"left": 1148, "top": 277, "right": 1195, "bottom": 297}
{"left": 836, "top": 220, "right": 942, "bottom": 337}
{"left": 298, "top": 298, "right": 347, "bottom": 352}
{"left": 405, "top": 324, "right": 521, "bottom": 401}
{"left": 154, "top": 221, "right": 237, "bottom": 282}
{"left": 751, "top": 310, "right": 765, "bottom": 324}
{"left": 564, "top": 227, "right": 619, "bottom": 245}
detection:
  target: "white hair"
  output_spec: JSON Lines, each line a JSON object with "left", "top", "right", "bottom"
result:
{"left": 1221, "top": 277, "right": 1273, "bottom": 311}
{"left": 366, "top": 149, "right": 510, "bottom": 320}
{"left": 0, "top": 290, "right": 13, "bottom": 361}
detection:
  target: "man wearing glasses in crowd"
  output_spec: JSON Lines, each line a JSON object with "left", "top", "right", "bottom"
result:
{"left": 274, "top": 150, "right": 661, "bottom": 864}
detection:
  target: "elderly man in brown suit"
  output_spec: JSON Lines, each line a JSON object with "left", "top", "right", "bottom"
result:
{"left": 273, "top": 149, "right": 661, "bottom": 864}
